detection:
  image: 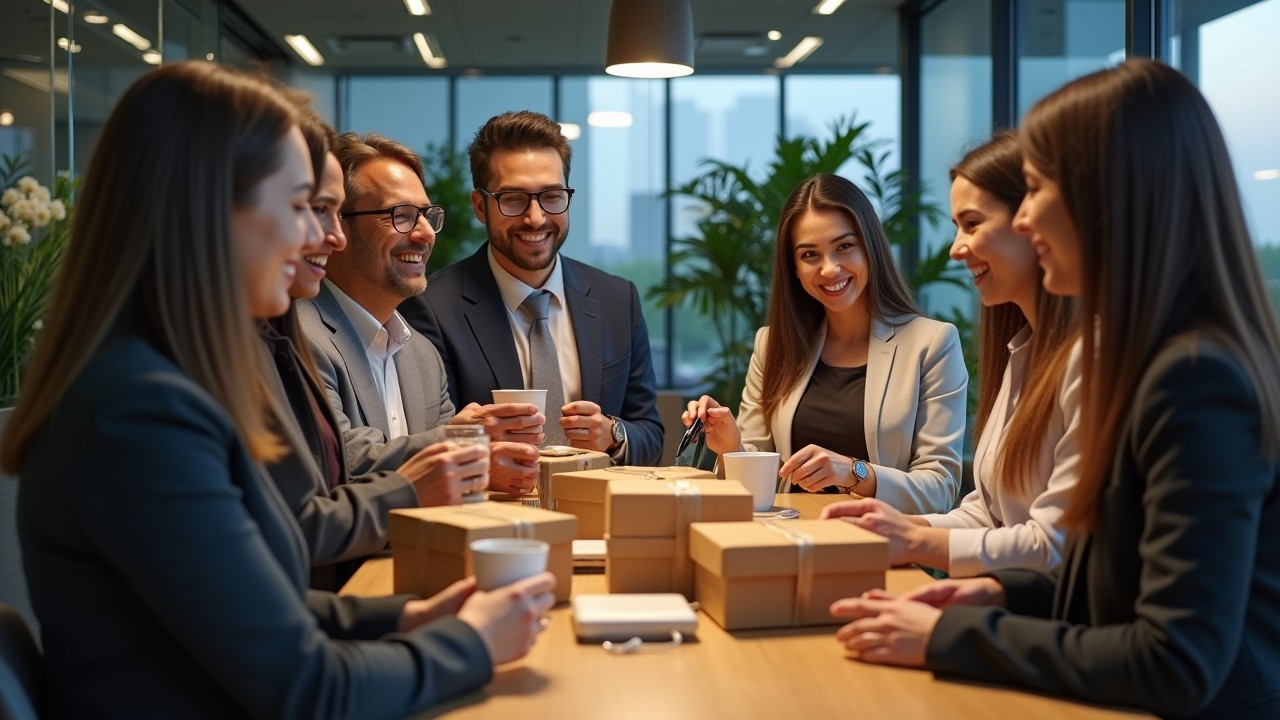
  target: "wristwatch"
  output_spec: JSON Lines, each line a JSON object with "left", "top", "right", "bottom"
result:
{"left": 606, "top": 415, "right": 626, "bottom": 453}
{"left": 836, "top": 457, "right": 869, "bottom": 494}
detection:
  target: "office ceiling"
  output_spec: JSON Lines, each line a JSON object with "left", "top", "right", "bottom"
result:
{"left": 0, "top": 0, "right": 904, "bottom": 74}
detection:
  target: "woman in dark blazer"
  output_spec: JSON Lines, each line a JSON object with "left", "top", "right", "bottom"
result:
{"left": 0, "top": 61, "right": 554, "bottom": 719}
{"left": 829, "top": 60, "right": 1280, "bottom": 719}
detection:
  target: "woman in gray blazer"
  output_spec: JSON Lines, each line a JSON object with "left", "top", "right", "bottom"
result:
{"left": 830, "top": 60, "right": 1280, "bottom": 719}
{"left": 0, "top": 61, "right": 554, "bottom": 719}
{"left": 685, "top": 174, "right": 967, "bottom": 514}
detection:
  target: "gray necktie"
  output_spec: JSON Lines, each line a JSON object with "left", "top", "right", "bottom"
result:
{"left": 522, "top": 289, "right": 567, "bottom": 446}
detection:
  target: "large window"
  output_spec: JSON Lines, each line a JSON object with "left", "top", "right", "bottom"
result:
{"left": 1165, "top": 0, "right": 1280, "bottom": 314}
{"left": 344, "top": 77, "right": 449, "bottom": 154}
{"left": 1018, "top": 0, "right": 1125, "bottom": 116}
{"left": 453, "top": 77, "right": 553, "bottom": 151}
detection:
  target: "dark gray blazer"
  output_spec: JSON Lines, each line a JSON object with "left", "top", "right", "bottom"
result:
{"left": 18, "top": 332, "right": 491, "bottom": 718}
{"left": 402, "top": 244, "right": 664, "bottom": 465}
{"left": 926, "top": 336, "right": 1280, "bottom": 719}
{"left": 258, "top": 326, "right": 417, "bottom": 591}
{"left": 297, "top": 282, "right": 456, "bottom": 476}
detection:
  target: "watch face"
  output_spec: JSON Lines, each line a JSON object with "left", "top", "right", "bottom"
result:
{"left": 611, "top": 417, "right": 625, "bottom": 443}
{"left": 853, "top": 460, "right": 869, "bottom": 479}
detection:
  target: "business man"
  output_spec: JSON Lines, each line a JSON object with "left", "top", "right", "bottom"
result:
{"left": 298, "top": 131, "right": 541, "bottom": 494}
{"left": 401, "top": 110, "right": 664, "bottom": 465}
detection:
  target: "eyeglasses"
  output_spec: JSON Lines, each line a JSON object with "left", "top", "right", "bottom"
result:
{"left": 340, "top": 204, "right": 445, "bottom": 234}
{"left": 477, "top": 188, "right": 575, "bottom": 217}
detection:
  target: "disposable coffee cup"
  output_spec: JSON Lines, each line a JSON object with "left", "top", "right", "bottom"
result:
{"left": 722, "top": 451, "right": 781, "bottom": 512}
{"left": 491, "top": 389, "right": 547, "bottom": 435}
{"left": 469, "top": 537, "right": 550, "bottom": 591}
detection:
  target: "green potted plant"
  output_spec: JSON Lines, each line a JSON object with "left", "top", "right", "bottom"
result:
{"left": 422, "top": 142, "right": 486, "bottom": 274}
{"left": 649, "top": 117, "right": 970, "bottom": 411}
{"left": 1, "top": 155, "right": 74, "bottom": 407}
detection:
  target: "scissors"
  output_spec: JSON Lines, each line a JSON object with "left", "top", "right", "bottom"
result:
{"left": 674, "top": 416, "right": 704, "bottom": 462}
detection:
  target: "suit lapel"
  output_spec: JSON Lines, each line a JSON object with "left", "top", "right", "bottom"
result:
{"left": 865, "top": 315, "right": 900, "bottom": 464}
{"left": 397, "top": 336, "right": 433, "bottom": 435}
{"left": 315, "top": 284, "right": 390, "bottom": 436}
{"left": 563, "top": 260, "right": 602, "bottom": 403}
{"left": 460, "top": 248, "right": 524, "bottom": 390}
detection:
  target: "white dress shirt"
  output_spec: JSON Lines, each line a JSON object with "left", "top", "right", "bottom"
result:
{"left": 921, "top": 329, "right": 1082, "bottom": 577}
{"left": 488, "top": 246, "right": 582, "bottom": 402}
{"left": 325, "top": 279, "right": 411, "bottom": 439}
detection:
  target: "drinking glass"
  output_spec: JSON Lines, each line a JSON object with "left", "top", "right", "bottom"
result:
{"left": 445, "top": 425, "right": 490, "bottom": 503}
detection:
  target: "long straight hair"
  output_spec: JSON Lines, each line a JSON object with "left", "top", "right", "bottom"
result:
{"left": 1, "top": 61, "right": 297, "bottom": 472}
{"left": 761, "top": 174, "right": 920, "bottom": 426}
{"left": 1021, "top": 59, "right": 1280, "bottom": 531}
{"left": 951, "top": 131, "right": 1079, "bottom": 494}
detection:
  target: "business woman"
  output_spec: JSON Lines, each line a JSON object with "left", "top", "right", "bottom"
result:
{"left": 0, "top": 61, "right": 554, "bottom": 719}
{"left": 831, "top": 60, "right": 1280, "bottom": 719}
{"left": 685, "top": 174, "right": 967, "bottom": 514}
{"left": 822, "top": 132, "right": 1081, "bottom": 577}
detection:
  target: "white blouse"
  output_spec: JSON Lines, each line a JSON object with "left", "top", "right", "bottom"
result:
{"left": 921, "top": 328, "right": 1082, "bottom": 577}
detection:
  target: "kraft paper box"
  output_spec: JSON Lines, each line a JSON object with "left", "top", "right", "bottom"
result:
{"left": 534, "top": 448, "right": 613, "bottom": 511}
{"left": 389, "top": 502, "right": 577, "bottom": 602}
{"left": 689, "top": 519, "right": 889, "bottom": 630}
{"left": 604, "top": 478, "right": 752, "bottom": 597}
{"left": 549, "top": 466, "right": 716, "bottom": 539}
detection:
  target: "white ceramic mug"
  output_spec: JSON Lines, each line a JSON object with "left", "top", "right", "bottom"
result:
{"left": 469, "top": 537, "right": 550, "bottom": 591}
{"left": 722, "top": 451, "right": 781, "bottom": 512}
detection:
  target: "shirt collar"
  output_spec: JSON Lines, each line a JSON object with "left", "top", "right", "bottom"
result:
{"left": 487, "top": 244, "right": 566, "bottom": 314}
{"left": 325, "top": 279, "right": 410, "bottom": 351}
{"left": 1007, "top": 324, "right": 1034, "bottom": 354}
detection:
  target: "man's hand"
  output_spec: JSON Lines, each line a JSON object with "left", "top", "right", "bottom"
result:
{"left": 560, "top": 400, "right": 615, "bottom": 453}
{"left": 487, "top": 441, "right": 539, "bottom": 495}
{"left": 396, "top": 442, "right": 490, "bottom": 506}
{"left": 452, "top": 402, "right": 545, "bottom": 444}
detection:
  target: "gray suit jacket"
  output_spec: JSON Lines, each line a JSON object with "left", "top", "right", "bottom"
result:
{"left": 297, "top": 282, "right": 456, "bottom": 476}
{"left": 18, "top": 328, "right": 491, "bottom": 718}
{"left": 926, "top": 336, "right": 1280, "bottom": 719}
{"left": 401, "top": 244, "right": 664, "bottom": 465}
{"left": 258, "top": 326, "right": 418, "bottom": 591}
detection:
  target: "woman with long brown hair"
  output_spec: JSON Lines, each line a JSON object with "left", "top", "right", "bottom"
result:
{"left": 1, "top": 61, "right": 554, "bottom": 718}
{"left": 830, "top": 60, "right": 1280, "bottom": 718}
{"left": 684, "top": 174, "right": 966, "bottom": 514}
{"left": 821, "top": 132, "right": 1081, "bottom": 576}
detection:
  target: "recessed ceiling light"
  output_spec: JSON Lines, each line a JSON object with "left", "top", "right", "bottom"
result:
{"left": 112, "top": 23, "right": 152, "bottom": 51}
{"left": 767, "top": 30, "right": 782, "bottom": 41}
{"left": 558, "top": 122, "right": 582, "bottom": 141}
{"left": 774, "top": 36, "right": 823, "bottom": 68}
{"left": 43, "top": 0, "right": 69, "bottom": 14}
{"left": 83, "top": 11, "right": 109, "bottom": 24}
{"left": 403, "top": 0, "right": 431, "bottom": 16}
{"left": 412, "top": 32, "right": 447, "bottom": 69}
{"left": 587, "top": 111, "right": 633, "bottom": 128}
{"left": 57, "top": 37, "right": 82, "bottom": 53}
{"left": 142, "top": 50, "right": 161, "bottom": 65}
{"left": 813, "top": 0, "right": 848, "bottom": 15}
{"left": 284, "top": 34, "right": 324, "bottom": 66}
{"left": 0, "top": 111, "right": 14, "bottom": 127}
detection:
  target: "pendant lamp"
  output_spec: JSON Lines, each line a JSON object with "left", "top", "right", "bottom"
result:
{"left": 605, "top": 0, "right": 695, "bottom": 78}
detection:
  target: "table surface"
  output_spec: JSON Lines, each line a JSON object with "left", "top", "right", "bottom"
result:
{"left": 342, "top": 493, "right": 1149, "bottom": 719}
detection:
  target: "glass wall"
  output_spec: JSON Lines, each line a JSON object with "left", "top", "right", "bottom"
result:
{"left": 1164, "top": 0, "right": 1280, "bottom": 314}
{"left": 343, "top": 76, "right": 449, "bottom": 153}
{"left": 1017, "top": 0, "right": 1126, "bottom": 116}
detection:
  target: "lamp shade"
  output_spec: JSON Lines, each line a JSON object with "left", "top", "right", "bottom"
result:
{"left": 605, "top": 0, "right": 695, "bottom": 78}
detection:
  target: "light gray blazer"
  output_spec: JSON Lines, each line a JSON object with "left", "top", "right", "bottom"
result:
{"left": 297, "top": 283, "right": 456, "bottom": 476}
{"left": 737, "top": 314, "right": 967, "bottom": 514}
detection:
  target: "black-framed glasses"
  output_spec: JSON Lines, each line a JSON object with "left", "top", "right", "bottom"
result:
{"left": 340, "top": 204, "right": 445, "bottom": 234}
{"left": 476, "top": 188, "right": 575, "bottom": 217}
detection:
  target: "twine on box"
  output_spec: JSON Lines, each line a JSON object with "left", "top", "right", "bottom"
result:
{"left": 761, "top": 520, "right": 815, "bottom": 626}
{"left": 668, "top": 480, "right": 702, "bottom": 593}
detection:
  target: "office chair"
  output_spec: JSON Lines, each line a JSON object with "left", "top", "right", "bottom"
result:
{"left": 0, "top": 604, "right": 41, "bottom": 720}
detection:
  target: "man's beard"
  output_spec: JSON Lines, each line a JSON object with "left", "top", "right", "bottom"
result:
{"left": 486, "top": 219, "right": 568, "bottom": 273}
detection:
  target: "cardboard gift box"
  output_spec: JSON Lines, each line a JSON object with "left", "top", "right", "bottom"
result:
{"left": 689, "top": 519, "right": 889, "bottom": 630}
{"left": 548, "top": 466, "right": 716, "bottom": 539}
{"left": 388, "top": 502, "right": 577, "bottom": 602}
{"left": 534, "top": 448, "right": 613, "bottom": 509}
{"left": 605, "top": 478, "right": 753, "bottom": 597}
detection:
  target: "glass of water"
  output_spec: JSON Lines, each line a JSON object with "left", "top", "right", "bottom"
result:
{"left": 445, "top": 424, "right": 490, "bottom": 503}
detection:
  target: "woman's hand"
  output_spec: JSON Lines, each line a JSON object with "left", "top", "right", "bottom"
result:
{"left": 682, "top": 395, "right": 744, "bottom": 456}
{"left": 780, "top": 445, "right": 856, "bottom": 493}
{"left": 457, "top": 572, "right": 557, "bottom": 666}
{"left": 821, "top": 499, "right": 941, "bottom": 567}
{"left": 898, "top": 577, "right": 1005, "bottom": 609}
{"left": 399, "top": 577, "right": 477, "bottom": 631}
{"left": 830, "top": 596, "right": 942, "bottom": 668}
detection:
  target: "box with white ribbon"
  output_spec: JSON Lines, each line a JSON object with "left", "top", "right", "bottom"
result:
{"left": 689, "top": 520, "right": 888, "bottom": 630}
{"left": 604, "top": 478, "right": 752, "bottom": 598}
{"left": 547, "top": 466, "right": 716, "bottom": 539}
{"left": 388, "top": 502, "right": 577, "bottom": 602}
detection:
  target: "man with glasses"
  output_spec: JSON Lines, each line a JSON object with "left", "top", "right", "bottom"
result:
{"left": 299, "top": 132, "right": 543, "bottom": 494}
{"left": 402, "top": 111, "right": 664, "bottom": 465}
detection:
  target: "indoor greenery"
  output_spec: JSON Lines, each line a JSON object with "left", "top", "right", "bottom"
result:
{"left": 1, "top": 155, "right": 73, "bottom": 405}
{"left": 648, "top": 117, "right": 972, "bottom": 411}
{"left": 423, "top": 142, "right": 486, "bottom": 274}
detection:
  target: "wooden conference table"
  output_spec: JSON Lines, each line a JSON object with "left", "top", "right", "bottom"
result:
{"left": 342, "top": 493, "right": 1149, "bottom": 720}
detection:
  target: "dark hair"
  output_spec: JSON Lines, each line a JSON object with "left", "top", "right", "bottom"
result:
{"left": 1021, "top": 59, "right": 1280, "bottom": 531}
{"left": 468, "top": 110, "right": 572, "bottom": 192}
{"left": 951, "top": 131, "right": 1078, "bottom": 493}
{"left": 3, "top": 61, "right": 297, "bottom": 471}
{"left": 760, "top": 174, "right": 921, "bottom": 425}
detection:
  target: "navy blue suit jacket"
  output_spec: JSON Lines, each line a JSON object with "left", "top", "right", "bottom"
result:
{"left": 401, "top": 244, "right": 664, "bottom": 465}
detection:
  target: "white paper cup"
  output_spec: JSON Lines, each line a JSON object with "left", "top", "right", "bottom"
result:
{"left": 491, "top": 389, "right": 547, "bottom": 435}
{"left": 723, "top": 451, "right": 781, "bottom": 512}
{"left": 469, "top": 538, "right": 550, "bottom": 591}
